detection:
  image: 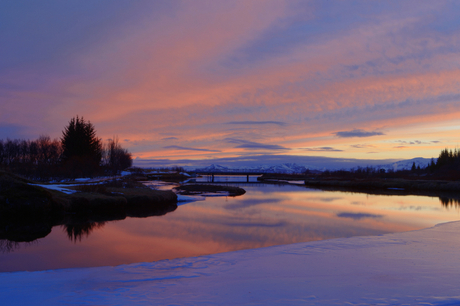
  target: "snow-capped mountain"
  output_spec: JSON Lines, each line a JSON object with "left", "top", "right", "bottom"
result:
{"left": 192, "top": 158, "right": 435, "bottom": 174}
{"left": 375, "top": 157, "right": 435, "bottom": 172}
{"left": 194, "top": 163, "right": 308, "bottom": 174}
{"left": 135, "top": 155, "right": 437, "bottom": 173}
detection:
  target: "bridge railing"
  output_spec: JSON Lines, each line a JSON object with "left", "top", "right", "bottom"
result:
{"left": 194, "top": 169, "right": 272, "bottom": 174}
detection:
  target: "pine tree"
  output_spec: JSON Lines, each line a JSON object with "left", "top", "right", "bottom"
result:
{"left": 61, "top": 116, "right": 102, "bottom": 177}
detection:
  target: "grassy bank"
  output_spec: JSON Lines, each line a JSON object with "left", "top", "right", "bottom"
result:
{"left": 0, "top": 170, "right": 177, "bottom": 242}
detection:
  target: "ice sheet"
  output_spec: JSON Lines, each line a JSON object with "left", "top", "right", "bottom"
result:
{"left": 2, "top": 222, "right": 460, "bottom": 305}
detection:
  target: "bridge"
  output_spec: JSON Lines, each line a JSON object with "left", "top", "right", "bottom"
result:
{"left": 192, "top": 170, "right": 270, "bottom": 182}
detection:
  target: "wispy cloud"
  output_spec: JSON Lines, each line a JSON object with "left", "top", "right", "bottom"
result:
{"left": 337, "top": 212, "right": 383, "bottom": 220}
{"left": 304, "top": 147, "right": 343, "bottom": 152}
{"left": 163, "top": 145, "right": 221, "bottom": 153}
{"left": 2, "top": 1, "right": 460, "bottom": 161}
{"left": 394, "top": 140, "right": 440, "bottom": 145}
{"left": 334, "top": 129, "right": 384, "bottom": 138}
{"left": 226, "top": 121, "right": 287, "bottom": 126}
{"left": 225, "top": 138, "right": 290, "bottom": 151}
{"left": 351, "top": 144, "right": 376, "bottom": 149}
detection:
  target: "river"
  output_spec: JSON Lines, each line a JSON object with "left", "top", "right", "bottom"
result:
{"left": 1, "top": 177, "right": 459, "bottom": 272}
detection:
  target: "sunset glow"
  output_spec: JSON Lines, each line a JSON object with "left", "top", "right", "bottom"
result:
{"left": 2, "top": 1, "right": 460, "bottom": 163}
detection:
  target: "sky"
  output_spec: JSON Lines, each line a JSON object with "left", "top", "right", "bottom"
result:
{"left": 2, "top": 0, "right": 460, "bottom": 164}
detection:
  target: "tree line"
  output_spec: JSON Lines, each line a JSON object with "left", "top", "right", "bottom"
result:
{"left": 0, "top": 116, "right": 132, "bottom": 180}
{"left": 318, "top": 147, "right": 460, "bottom": 180}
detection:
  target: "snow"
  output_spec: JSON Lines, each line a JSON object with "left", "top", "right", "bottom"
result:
{"left": 29, "top": 183, "right": 77, "bottom": 194}
{"left": 134, "top": 156, "right": 436, "bottom": 172}
{"left": 74, "top": 177, "right": 92, "bottom": 182}
{"left": 196, "top": 163, "right": 309, "bottom": 174}
{"left": 2, "top": 221, "right": 460, "bottom": 305}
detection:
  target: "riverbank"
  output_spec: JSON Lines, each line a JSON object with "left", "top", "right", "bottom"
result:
{"left": 174, "top": 184, "right": 246, "bottom": 196}
{"left": 303, "top": 178, "right": 460, "bottom": 201}
{"left": 0, "top": 170, "right": 178, "bottom": 241}
{"left": 1, "top": 220, "right": 459, "bottom": 305}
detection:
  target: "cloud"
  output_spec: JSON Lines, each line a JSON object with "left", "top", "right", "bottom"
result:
{"left": 394, "top": 140, "right": 440, "bottom": 145}
{"left": 161, "top": 137, "right": 178, "bottom": 141}
{"left": 334, "top": 129, "right": 384, "bottom": 138}
{"left": 304, "top": 147, "right": 343, "bottom": 152}
{"left": 351, "top": 144, "right": 375, "bottom": 149}
{"left": 163, "top": 146, "right": 221, "bottom": 153}
{"left": 3, "top": 1, "right": 460, "bottom": 160}
{"left": 225, "top": 121, "right": 287, "bottom": 126}
{"left": 225, "top": 138, "right": 290, "bottom": 151}
{"left": 336, "top": 212, "right": 383, "bottom": 220}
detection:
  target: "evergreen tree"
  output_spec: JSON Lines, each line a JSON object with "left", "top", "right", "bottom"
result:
{"left": 61, "top": 116, "right": 102, "bottom": 177}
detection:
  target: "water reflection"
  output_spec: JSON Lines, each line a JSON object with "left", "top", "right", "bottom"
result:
{"left": 439, "top": 197, "right": 460, "bottom": 208}
{"left": 1, "top": 182, "right": 460, "bottom": 272}
{"left": 64, "top": 222, "right": 106, "bottom": 242}
{"left": 0, "top": 201, "right": 177, "bottom": 254}
{"left": 0, "top": 240, "right": 20, "bottom": 253}
{"left": 336, "top": 212, "right": 384, "bottom": 220}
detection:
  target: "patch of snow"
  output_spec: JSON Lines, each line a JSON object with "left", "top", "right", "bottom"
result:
{"left": 376, "top": 157, "right": 434, "bottom": 172}
{"left": 1, "top": 222, "right": 460, "bottom": 304}
{"left": 74, "top": 177, "right": 92, "bottom": 182}
{"left": 29, "top": 184, "right": 77, "bottom": 194}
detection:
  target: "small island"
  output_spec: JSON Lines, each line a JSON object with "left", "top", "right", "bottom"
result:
{"left": 174, "top": 184, "right": 246, "bottom": 196}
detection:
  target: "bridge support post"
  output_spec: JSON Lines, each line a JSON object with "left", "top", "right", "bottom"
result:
{"left": 212, "top": 174, "right": 214, "bottom": 182}
{"left": 247, "top": 174, "right": 249, "bottom": 182}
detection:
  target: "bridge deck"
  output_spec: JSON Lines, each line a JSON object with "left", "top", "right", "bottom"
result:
{"left": 194, "top": 171, "right": 268, "bottom": 176}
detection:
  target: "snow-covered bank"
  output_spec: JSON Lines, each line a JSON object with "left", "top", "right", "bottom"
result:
{"left": 2, "top": 222, "right": 460, "bottom": 305}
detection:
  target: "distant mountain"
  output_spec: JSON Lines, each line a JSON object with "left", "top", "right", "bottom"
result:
{"left": 193, "top": 158, "right": 435, "bottom": 174}
{"left": 134, "top": 155, "right": 437, "bottom": 173}
{"left": 195, "top": 163, "right": 308, "bottom": 174}
{"left": 375, "top": 157, "right": 435, "bottom": 172}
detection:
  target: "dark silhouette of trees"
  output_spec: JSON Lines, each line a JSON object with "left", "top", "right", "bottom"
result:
{"left": 102, "top": 136, "right": 132, "bottom": 175}
{"left": 0, "top": 137, "right": 62, "bottom": 179}
{"left": 61, "top": 116, "right": 103, "bottom": 177}
{"left": 0, "top": 116, "right": 132, "bottom": 179}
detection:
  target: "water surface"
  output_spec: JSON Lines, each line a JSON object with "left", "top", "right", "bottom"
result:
{"left": 1, "top": 182, "right": 459, "bottom": 272}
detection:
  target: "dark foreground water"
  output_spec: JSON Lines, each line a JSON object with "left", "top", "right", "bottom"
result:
{"left": 1, "top": 179, "right": 459, "bottom": 272}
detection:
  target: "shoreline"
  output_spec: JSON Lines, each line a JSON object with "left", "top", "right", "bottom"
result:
{"left": 1, "top": 220, "right": 459, "bottom": 305}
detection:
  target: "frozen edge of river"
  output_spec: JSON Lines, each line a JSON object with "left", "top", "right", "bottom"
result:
{"left": 1, "top": 221, "right": 460, "bottom": 305}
